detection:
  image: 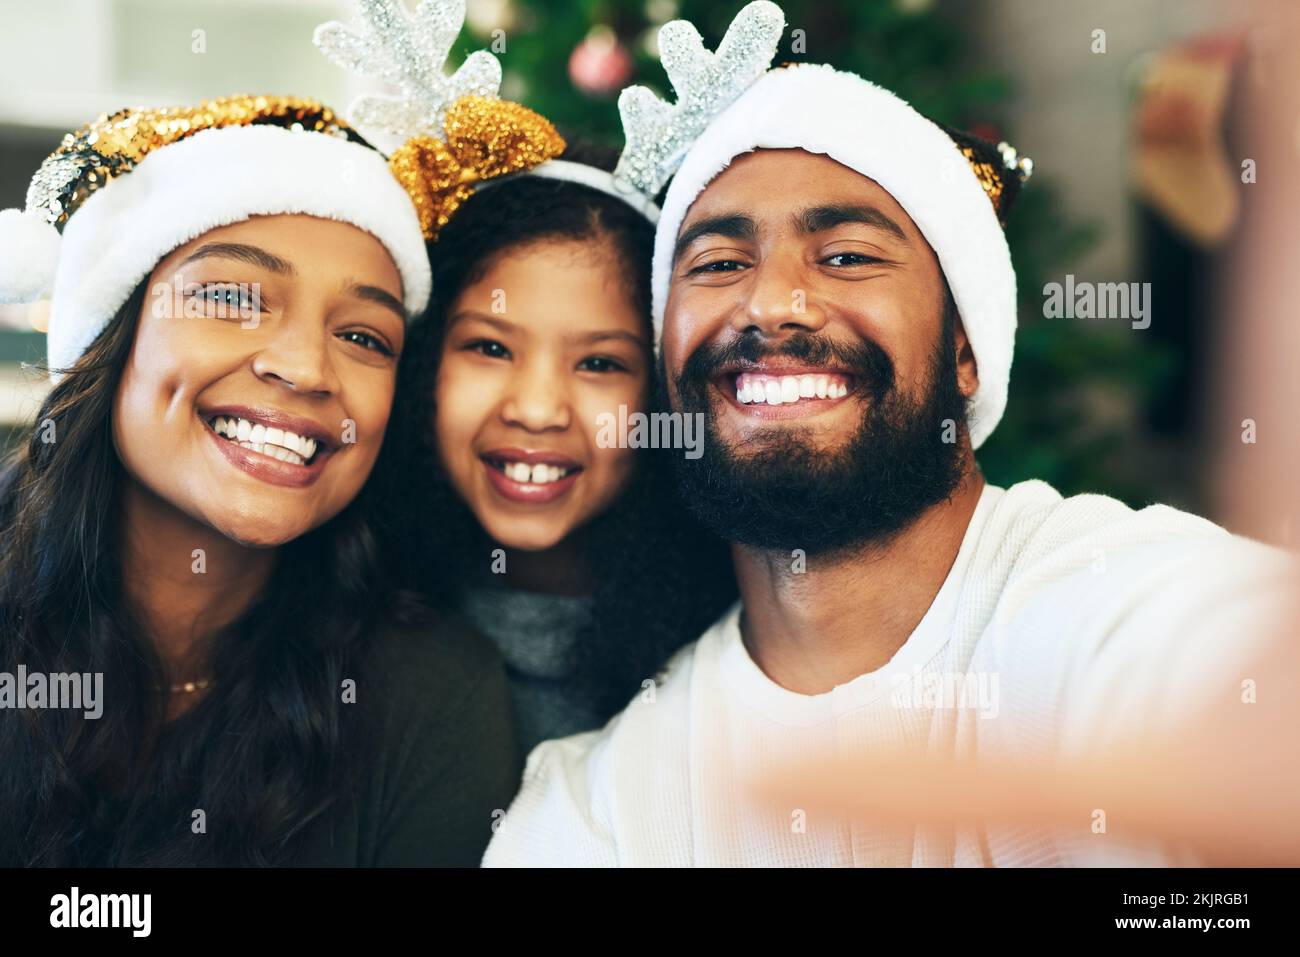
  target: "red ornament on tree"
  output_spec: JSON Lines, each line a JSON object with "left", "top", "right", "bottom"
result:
{"left": 568, "top": 25, "right": 633, "bottom": 97}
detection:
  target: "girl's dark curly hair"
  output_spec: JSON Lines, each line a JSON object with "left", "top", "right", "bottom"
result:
{"left": 378, "top": 141, "right": 738, "bottom": 719}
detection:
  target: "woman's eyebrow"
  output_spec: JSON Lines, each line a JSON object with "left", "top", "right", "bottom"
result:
{"left": 349, "top": 282, "right": 406, "bottom": 321}
{"left": 180, "top": 242, "right": 296, "bottom": 274}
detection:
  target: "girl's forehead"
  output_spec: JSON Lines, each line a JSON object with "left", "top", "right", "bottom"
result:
{"left": 453, "top": 241, "right": 649, "bottom": 342}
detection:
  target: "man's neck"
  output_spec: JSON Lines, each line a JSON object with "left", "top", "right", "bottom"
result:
{"left": 119, "top": 481, "right": 277, "bottom": 694}
{"left": 733, "top": 469, "right": 986, "bottom": 695}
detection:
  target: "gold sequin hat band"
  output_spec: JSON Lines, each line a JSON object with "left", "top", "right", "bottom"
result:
{"left": 0, "top": 94, "right": 432, "bottom": 375}
{"left": 25, "top": 95, "right": 363, "bottom": 230}
{"left": 650, "top": 62, "right": 1032, "bottom": 452}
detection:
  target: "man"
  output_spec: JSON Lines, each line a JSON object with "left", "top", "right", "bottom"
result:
{"left": 482, "top": 58, "right": 1293, "bottom": 867}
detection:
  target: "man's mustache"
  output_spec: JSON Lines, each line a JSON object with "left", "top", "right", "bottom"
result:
{"left": 675, "top": 332, "right": 896, "bottom": 405}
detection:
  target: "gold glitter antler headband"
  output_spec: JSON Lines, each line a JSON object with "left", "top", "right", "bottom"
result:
{"left": 314, "top": 0, "right": 502, "bottom": 140}
{"left": 315, "top": 0, "right": 564, "bottom": 239}
{"left": 390, "top": 96, "right": 565, "bottom": 239}
{"left": 613, "top": 1, "right": 786, "bottom": 200}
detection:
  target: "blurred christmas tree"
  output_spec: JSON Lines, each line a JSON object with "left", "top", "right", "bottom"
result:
{"left": 460, "top": 0, "right": 1178, "bottom": 506}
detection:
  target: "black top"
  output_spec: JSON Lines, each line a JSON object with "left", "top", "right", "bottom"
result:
{"left": 291, "top": 614, "right": 522, "bottom": 866}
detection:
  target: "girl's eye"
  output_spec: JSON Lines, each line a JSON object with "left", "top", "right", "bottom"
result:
{"left": 689, "top": 259, "right": 747, "bottom": 275}
{"left": 578, "top": 356, "right": 627, "bottom": 374}
{"left": 466, "top": 339, "right": 510, "bottom": 359}
{"left": 825, "top": 252, "right": 884, "bottom": 267}
{"left": 337, "top": 329, "right": 394, "bottom": 356}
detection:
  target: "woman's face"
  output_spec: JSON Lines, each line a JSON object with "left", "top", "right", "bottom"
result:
{"left": 112, "top": 213, "right": 406, "bottom": 548}
{"left": 435, "top": 239, "right": 651, "bottom": 552}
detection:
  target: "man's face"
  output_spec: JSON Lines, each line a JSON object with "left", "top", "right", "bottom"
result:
{"left": 659, "top": 148, "right": 979, "bottom": 555}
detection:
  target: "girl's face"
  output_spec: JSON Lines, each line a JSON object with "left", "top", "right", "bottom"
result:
{"left": 435, "top": 239, "right": 651, "bottom": 552}
{"left": 112, "top": 213, "right": 406, "bottom": 548}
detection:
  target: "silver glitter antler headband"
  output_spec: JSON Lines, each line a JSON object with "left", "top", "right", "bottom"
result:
{"left": 313, "top": 0, "right": 501, "bottom": 141}
{"left": 613, "top": 0, "right": 786, "bottom": 199}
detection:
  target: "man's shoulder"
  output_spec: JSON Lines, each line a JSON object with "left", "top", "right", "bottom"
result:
{"left": 979, "top": 482, "right": 1292, "bottom": 701}
{"left": 972, "top": 480, "right": 1288, "bottom": 659}
{"left": 980, "top": 479, "right": 1292, "bottom": 592}
{"left": 992, "top": 479, "right": 1228, "bottom": 558}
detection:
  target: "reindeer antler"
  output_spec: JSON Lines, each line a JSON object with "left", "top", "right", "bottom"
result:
{"left": 314, "top": 0, "right": 502, "bottom": 140}
{"left": 613, "top": 1, "right": 785, "bottom": 198}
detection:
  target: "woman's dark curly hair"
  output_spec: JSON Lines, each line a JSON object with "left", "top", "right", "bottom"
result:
{"left": 379, "top": 141, "right": 738, "bottom": 719}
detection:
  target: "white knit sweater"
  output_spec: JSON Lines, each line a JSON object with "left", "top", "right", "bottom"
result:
{"left": 483, "top": 480, "right": 1294, "bottom": 867}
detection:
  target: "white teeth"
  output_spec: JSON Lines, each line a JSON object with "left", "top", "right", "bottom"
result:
{"left": 496, "top": 460, "right": 572, "bottom": 484}
{"left": 733, "top": 373, "right": 852, "bottom": 405}
{"left": 236, "top": 440, "right": 304, "bottom": 466}
{"left": 210, "top": 415, "right": 318, "bottom": 464}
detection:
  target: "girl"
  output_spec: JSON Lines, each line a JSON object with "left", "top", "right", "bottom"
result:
{"left": 383, "top": 143, "right": 738, "bottom": 754}
{"left": 0, "top": 96, "right": 519, "bottom": 866}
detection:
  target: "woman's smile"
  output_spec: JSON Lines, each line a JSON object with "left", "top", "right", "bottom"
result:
{"left": 200, "top": 403, "right": 338, "bottom": 489}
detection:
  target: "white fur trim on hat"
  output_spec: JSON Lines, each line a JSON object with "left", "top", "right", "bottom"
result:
{"left": 44, "top": 124, "right": 431, "bottom": 374}
{"left": 0, "top": 208, "right": 62, "bottom": 304}
{"left": 651, "top": 63, "right": 1017, "bottom": 450}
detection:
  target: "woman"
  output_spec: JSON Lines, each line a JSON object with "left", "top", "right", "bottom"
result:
{"left": 382, "top": 143, "right": 738, "bottom": 754}
{"left": 0, "top": 96, "right": 519, "bottom": 866}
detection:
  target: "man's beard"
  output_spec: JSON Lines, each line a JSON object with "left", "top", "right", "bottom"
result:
{"left": 660, "top": 315, "right": 969, "bottom": 558}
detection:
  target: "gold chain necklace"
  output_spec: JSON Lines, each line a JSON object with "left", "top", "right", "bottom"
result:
{"left": 164, "top": 677, "right": 215, "bottom": 695}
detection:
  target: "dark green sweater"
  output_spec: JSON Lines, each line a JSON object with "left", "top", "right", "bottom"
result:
{"left": 292, "top": 615, "right": 522, "bottom": 866}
